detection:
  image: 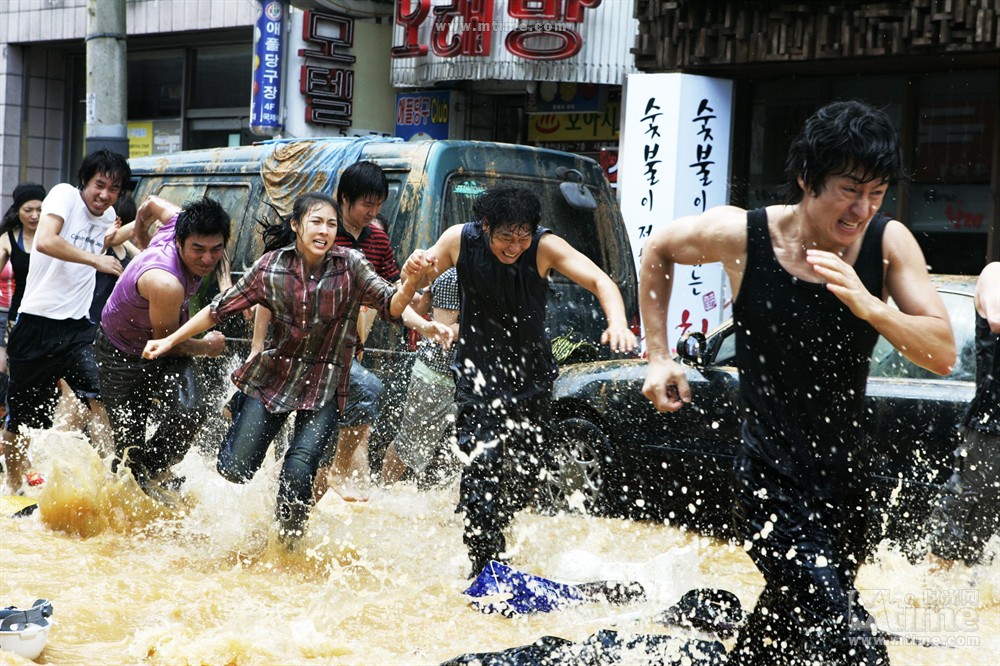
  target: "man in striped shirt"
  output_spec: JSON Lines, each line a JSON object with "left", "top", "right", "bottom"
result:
{"left": 319, "top": 161, "right": 400, "bottom": 500}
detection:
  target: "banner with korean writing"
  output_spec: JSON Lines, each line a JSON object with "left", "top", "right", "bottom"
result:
{"left": 395, "top": 91, "right": 451, "bottom": 140}
{"left": 618, "top": 73, "right": 734, "bottom": 353}
{"left": 250, "top": 0, "right": 285, "bottom": 136}
{"left": 391, "top": 0, "right": 637, "bottom": 87}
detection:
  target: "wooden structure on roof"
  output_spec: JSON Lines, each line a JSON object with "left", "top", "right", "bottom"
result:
{"left": 633, "top": 0, "right": 1000, "bottom": 71}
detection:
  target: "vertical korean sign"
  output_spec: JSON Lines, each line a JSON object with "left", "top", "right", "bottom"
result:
{"left": 251, "top": 0, "right": 285, "bottom": 136}
{"left": 618, "top": 73, "right": 733, "bottom": 353}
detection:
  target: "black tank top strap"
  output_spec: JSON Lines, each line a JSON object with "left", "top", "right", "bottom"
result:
{"left": 854, "top": 213, "right": 889, "bottom": 297}
{"left": 734, "top": 208, "right": 770, "bottom": 317}
{"left": 744, "top": 208, "right": 770, "bottom": 271}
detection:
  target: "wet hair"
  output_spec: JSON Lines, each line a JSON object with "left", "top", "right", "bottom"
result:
{"left": 77, "top": 148, "right": 132, "bottom": 193}
{"left": 261, "top": 192, "right": 340, "bottom": 253}
{"left": 114, "top": 193, "right": 137, "bottom": 225}
{"left": 782, "top": 100, "right": 903, "bottom": 204}
{"left": 336, "top": 160, "right": 388, "bottom": 208}
{"left": 473, "top": 185, "right": 541, "bottom": 235}
{"left": 175, "top": 197, "right": 231, "bottom": 247}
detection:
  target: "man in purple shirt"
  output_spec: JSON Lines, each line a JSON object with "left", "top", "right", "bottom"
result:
{"left": 95, "top": 196, "right": 230, "bottom": 492}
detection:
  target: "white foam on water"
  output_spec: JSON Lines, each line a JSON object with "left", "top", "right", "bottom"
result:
{"left": 4, "top": 428, "right": 999, "bottom": 664}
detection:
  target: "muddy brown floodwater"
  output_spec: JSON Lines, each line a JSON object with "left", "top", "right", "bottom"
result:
{"left": 2, "top": 430, "right": 998, "bottom": 665}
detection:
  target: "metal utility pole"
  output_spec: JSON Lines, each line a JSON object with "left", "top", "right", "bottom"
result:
{"left": 85, "top": 0, "right": 128, "bottom": 157}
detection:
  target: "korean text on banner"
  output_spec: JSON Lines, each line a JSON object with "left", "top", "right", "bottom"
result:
{"left": 618, "top": 73, "right": 734, "bottom": 353}
{"left": 251, "top": 0, "right": 286, "bottom": 136}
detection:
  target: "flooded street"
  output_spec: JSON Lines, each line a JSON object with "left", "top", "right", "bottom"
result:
{"left": 2, "top": 430, "right": 999, "bottom": 665}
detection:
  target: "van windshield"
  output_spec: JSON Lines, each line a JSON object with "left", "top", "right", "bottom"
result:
{"left": 444, "top": 175, "right": 607, "bottom": 277}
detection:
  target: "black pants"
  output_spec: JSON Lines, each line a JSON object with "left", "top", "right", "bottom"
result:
{"left": 931, "top": 428, "right": 1000, "bottom": 565}
{"left": 731, "top": 451, "right": 888, "bottom": 666}
{"left": 456, "top": 390, "right": 553, "bottom": 568}
{"left": 96, "top": 329, "right": 209, "bottom": 484}
{"left": 6, "top": 314, "right": 100, "bottom": 432}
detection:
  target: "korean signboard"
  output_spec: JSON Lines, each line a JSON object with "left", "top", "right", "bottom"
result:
{"left": 618, "top": 73, "right": 734, "bottom": 353}
{"left": 395, "top": 90, "right": 452, "bottom": 140}
{"left": 391, "top": 0, "right": 637, "bottom": 87}
{"left": 527, "top": 100, "right": 619, "bottom": 143}
{"left": 298, "top": 8, "right": 357, "bottom": 128}
{"left": 250, "top": 0, "right": 285, "bottom": 136}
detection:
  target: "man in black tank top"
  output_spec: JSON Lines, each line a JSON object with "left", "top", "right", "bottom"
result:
{"left": 403, "top": 185, "right": 637, "bottom": 577}
{"left": 639, "top": 101, "right": 956, "bottom": 665}
{"left": 930, "top": 262, "right": 1000, "bottom": 566}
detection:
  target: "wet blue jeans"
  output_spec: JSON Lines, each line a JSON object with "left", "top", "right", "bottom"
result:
{"left": 96, "top": 329, "right": 209, "bottom": 485}
{"left": 316, "top": 360, "right": 384, "bottom": 467}
{"left": 342, "top": 359, "right": 383, "bottom": 426}
{"left": 217, "top": 393, "right": 340, "bottom": 539}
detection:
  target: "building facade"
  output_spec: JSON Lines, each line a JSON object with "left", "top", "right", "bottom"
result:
{"left": 3, "top": 1, "right": 994, "bottom": 273}
{"left": 0, "top": 0, "right": 635, "bottom": 200}
{"left": 0, "top": 0, "right": 401, "bottom": 199}
{"left": 632, "top": 0, "right": 1000, "bottom": 271}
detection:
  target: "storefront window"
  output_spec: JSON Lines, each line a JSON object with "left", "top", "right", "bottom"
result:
{"left": 747, "top": 71, "right": 997, "bottom": 274}
{"left": 748, "top": 76, "right": 902, "bottom": 211}
{"left": 189, "top": 45, "right": 251, "bottom": 110}
{"left": 909, "top": 71, "right": 996, "bottom": 272}
{"left": 127, "top": 51, "right": 183, "bottom": 119}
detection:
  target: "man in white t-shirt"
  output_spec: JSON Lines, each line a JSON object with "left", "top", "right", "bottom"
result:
{"left": 1, "top": 149, "right": 131, "bottom": 492}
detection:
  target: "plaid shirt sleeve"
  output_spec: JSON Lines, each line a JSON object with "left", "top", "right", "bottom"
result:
{"left": 210, "top": 253, "right": 268, "bottom": 323}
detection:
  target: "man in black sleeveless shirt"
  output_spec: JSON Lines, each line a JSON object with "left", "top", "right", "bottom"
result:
{"left": 640, "top": 101, "right": 956, "bottom": 665}
{"left": 930, "top": 261, "right": 1000, "bottom": 567}
{"left": 404, "top": 185, "right": 637, "bottom": 577}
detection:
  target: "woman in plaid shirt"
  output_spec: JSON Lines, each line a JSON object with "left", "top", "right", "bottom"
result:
{"left": 143, "top": 192, "right": 436, "bottom": 545}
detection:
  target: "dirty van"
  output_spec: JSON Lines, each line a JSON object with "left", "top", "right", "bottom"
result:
{"left": 128, "top": 137, "right": 639, "bottom": 493}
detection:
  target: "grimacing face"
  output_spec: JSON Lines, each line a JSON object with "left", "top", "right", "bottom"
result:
{"left": 80, "top": 172, "right": 122, "bottom": 217}
{"left": 293, "top": 202, "right": 339, "bottom": 264}
{"left": 799, "top": 170, "right": 887, "bottom": 249}
{"left": 177, "top": 234, "right": 226, "bottom": 278}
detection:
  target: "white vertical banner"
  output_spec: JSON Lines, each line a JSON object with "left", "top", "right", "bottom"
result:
{"left": 618, "top": 73, "right": 734, "bottom": 353}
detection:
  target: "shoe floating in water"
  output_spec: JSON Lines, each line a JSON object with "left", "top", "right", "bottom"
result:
{"left": 657, "top": 588, "right": 746, "bottom": 639}
{"left": 0, "top": 599, "right": 53, "bottom": 660}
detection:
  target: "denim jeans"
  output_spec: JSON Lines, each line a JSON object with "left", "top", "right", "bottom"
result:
{"left": 316, "top": 359, "right": 384, "bottom": 467}
{"left": 217, "top": 393, "right": 340, "bottom": 538}
{"left": 341, "top": 359, "right": 383, "bottom": 426}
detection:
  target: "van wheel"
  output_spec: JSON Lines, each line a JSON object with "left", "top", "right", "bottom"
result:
{"left": 537, "top": 417, "right": 616, "bottom": 515}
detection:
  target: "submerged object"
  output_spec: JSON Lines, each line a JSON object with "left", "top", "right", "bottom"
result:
{"left": 657, "top": 588, "right": 746, "bottom": 639}
{"left": 441, "top": 629, "right": 727, "bottom": 665}
{"left": 465, "top": 561, "right": 584, "bottom": 616}
{"left": 0, "top": 599, "right": 53, "bottom": 660}
{"left": 1, "top": 495, "right": 38, "bottom": 518}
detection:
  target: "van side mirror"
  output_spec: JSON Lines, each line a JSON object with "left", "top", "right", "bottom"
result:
{"left": 556, "top": 167, "right": 598, "bottom": 211}
{"left": 677, "top": 332, "right": 707, "bottom": 366}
